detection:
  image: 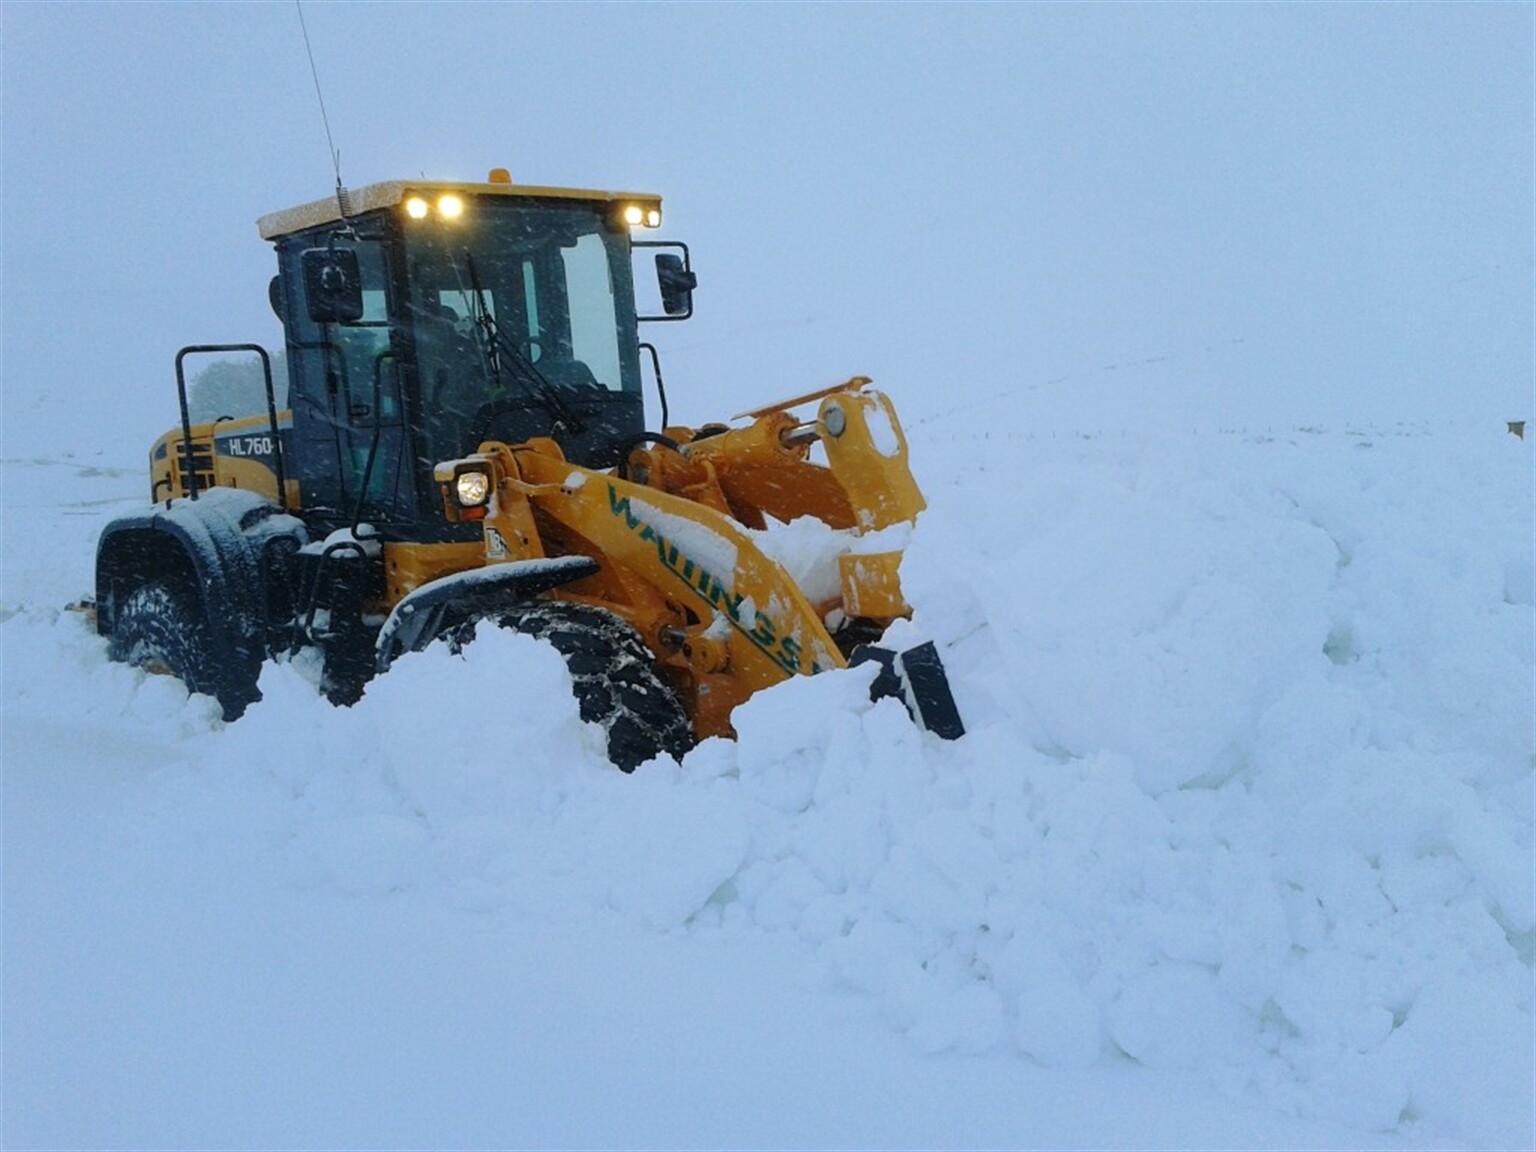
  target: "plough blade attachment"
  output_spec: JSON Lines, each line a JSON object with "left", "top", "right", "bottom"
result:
{"left": 851, "top": 641, "right": 965, "bottom": 740}
{"left": 375, "top": 556, "right": 600, "bottom": 672}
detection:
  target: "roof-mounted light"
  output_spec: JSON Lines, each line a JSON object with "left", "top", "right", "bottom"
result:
{"left": 622, "top": 203, "right": 662, "bottom": 229}
{"left": 404, "top": 192, "right": 467, "bottom": 223}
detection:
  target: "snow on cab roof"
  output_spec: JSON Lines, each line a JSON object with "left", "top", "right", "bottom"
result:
{"left": 257, "top": 178, "right": 663, "bottom": 240}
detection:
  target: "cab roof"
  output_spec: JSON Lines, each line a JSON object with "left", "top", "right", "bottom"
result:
{"left": 257, "top": 178, "right": 663, "bottom": 241}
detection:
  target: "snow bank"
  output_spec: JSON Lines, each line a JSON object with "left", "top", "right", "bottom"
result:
{"left": 4, "top": 421, "right": 1530, "bottom": 1148}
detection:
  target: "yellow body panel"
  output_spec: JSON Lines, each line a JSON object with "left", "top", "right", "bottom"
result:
{"left": 382, "top": 541, "right": 487, "bottom": 606}
{"left": 656, "top": 381, "right": 926, "bottom": 533}
{"left": 814, "top": 390, "right": 926, "bottom": 530}
{"left": 486, "top": 444, "right": 844, "bottom": 738}
{"left": 839, "top": 551, "right": 909, "bottom": 619}
{"left": 678, "top": 411, "right": 859, "bottom": 530}
{"left": 149, "top": 413, "right": 293, "bottom": 508}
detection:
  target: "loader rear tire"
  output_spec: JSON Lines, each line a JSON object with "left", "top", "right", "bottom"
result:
{"left": 495, "top": 602, "right": 693, "bottom": 772}
{"left": 108, "top": 580, "right": 256, "bottom": 720}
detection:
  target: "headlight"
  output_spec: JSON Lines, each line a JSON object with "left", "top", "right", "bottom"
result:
{"left": 454, "top": 469, "right": 491, "bottom": 507}
{"left": 405, "top": 196, "right": 430, "bottom": 219}
{"left": 438, "top": 194, "right": 464, "bottom": 219}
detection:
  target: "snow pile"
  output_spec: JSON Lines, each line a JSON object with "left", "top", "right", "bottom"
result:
{"left": 3, "top": 420, "right": 1531, "bottom": 1148}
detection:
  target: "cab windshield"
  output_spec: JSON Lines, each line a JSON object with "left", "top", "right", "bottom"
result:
{"left": 403, "top": 199, "right": 639, "bottom": 464}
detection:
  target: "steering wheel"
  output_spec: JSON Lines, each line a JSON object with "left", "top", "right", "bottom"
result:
{"left": 467, "top": 398, "right": 547, "bottom": 448}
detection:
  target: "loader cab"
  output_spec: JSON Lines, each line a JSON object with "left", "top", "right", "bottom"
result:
{"left": 261, "top": 178, "right": 668, "bottom": 539}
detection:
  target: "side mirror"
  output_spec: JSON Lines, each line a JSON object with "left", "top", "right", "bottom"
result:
{"left": 301, "top": 248, "right": 364, "bottom": 324}
{"left": 656, "top": 253, "right": 697, "bottom": 318}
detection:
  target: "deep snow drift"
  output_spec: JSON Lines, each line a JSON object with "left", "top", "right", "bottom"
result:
{"left": 3, "top": 404, "right": 1532, "bottom": 1149}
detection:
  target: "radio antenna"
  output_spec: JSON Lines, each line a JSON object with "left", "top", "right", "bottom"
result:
{"left": 295, "top": 0, "right": 352, "bottom": 221}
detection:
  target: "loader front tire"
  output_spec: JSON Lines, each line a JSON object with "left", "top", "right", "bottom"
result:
{"left": 495, "top": 602, "right": 693, "bottom": 772}
{"left": 108, "top": 580, "right": 256, "bottom": 720}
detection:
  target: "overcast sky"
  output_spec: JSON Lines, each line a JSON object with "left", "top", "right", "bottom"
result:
{"left": 3, "top": 2, "right": 1530, "bottom": 456}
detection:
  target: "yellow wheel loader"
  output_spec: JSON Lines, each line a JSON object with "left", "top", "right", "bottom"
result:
{"left": 96, "top": 172, "right": 961, "bottom": 768}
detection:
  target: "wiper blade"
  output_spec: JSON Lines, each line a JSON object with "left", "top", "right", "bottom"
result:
{"left": 461, "top": 252, "right": 585, "bottom": 435}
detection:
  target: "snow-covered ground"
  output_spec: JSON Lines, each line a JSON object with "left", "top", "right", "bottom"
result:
{"left": 3, "top": 392, "right": 1530, "bottom": 1149}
